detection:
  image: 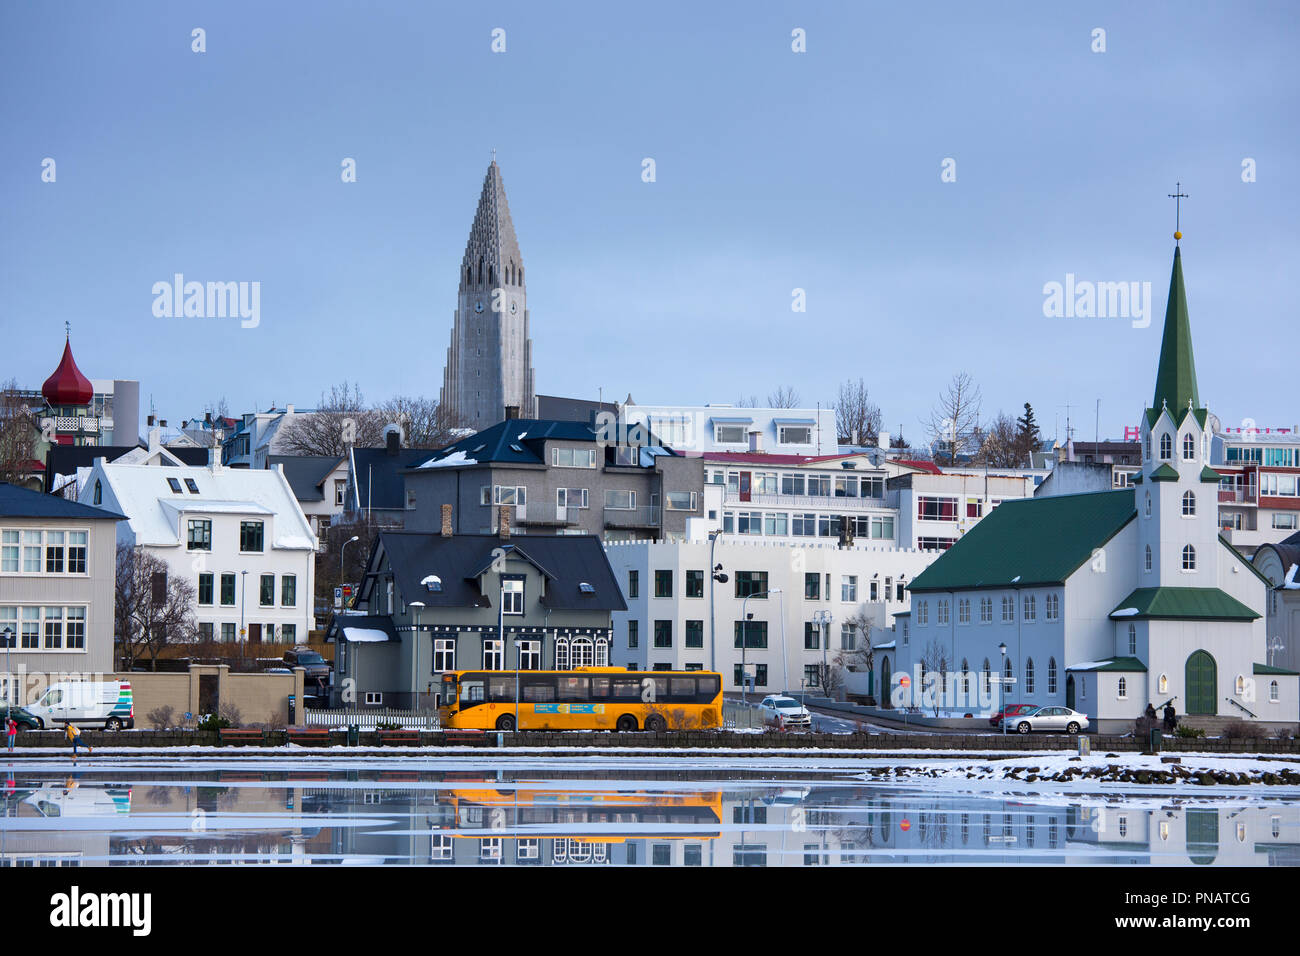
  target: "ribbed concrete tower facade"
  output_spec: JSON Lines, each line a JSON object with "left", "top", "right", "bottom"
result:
{"left": 440, "top": 161, "right": 537, "bottom": 432}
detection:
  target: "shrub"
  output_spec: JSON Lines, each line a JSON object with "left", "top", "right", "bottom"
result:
{"left": 376, "top": 721, "right": 402, "bottom": 731}
{"left": 146, "top": 705, "right": 174, "bottom": 731}
{"left": 217, "top": 701, "right": 243, "bottom": 728}
{"left": 1174, "top": 725, "right": 1206, "bottom": 739}
{"left": 196, "top": 713, "right": 230, "bottom": 732}
{"left": 1221, "top": 719, "right": 1266, "bottom": 740}
{"left": 265, "top": 709, "right": 287, "bottom": 731}
{"left": 1273, "top": 726, "right": 1294, "bottom": 740}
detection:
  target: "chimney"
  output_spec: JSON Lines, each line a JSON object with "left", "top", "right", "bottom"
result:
{"left": 385, "top": 426, "right": 401, "bottom": 456}
{"left": 148, "top": 426, "right": 161, "bottom": 453}
{"left": 440, "top": 504, "right": 453, "bottom": 537}
{"left": 286, "top": 403, "right": 294, "bottom": 415}
{"left": 498, "top": 505, "right": 511, "bottom": 540}
{"left": 748, "top": 430, "right": 763, "bottom": 453}
{"left": 159, "top": 419, "right": 167, "bottom": 428}
{"left": 878, "top": 431, "right": 890, "bottom": 450}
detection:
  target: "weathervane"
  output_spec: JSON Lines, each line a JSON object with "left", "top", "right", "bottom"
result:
{"left": 1168, "top": 181, "right": 1188, "bottom": 241}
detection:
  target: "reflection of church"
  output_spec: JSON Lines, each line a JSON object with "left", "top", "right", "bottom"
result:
{"left": 900, "top": 239, "right": 1298, "bottom": 733}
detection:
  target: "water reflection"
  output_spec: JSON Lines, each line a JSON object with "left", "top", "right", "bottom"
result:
{"left": 0, "top": 767, "right": 1296, "bottom": 866}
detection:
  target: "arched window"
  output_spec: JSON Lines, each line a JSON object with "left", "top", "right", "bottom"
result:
{"left": 1025, "top": 658, "right": 1035, "bottom": 695}
{"left": 594, "top": 637, "right": 610, "bottom": 667}
{"left": 1183, "top": 433, "right": 1196, "bottom": 460}
{"left": 1271, "top": 680, "right": 1280, "bottom": 702}
{"left": 982, "top": 658, "right": 991, "bottom": 696}
{"left": 1159, "top": 673, "right": 1168, "bottom": 694}
{"left": 489, "top": 265, "right": 495, "bottom": 285}
{"left": 1182, "top": 544, "right": 1197, "bottom": 571}
{"left": 1159, "top": 433, "right": 1172, "bottom": 460}
{"left": 554, "top": 638, "right": 570, "bottom": 671}
{"left": 1182, "top": 491, "right": 1196, "bottom": 516}
{"left": 1235, "top": 674, "right": 1245, "bottom": 696}
{"left": 1117, "top": 676, "right": 1128, "bottom": 698}
{"left": 961, "top": 659, "right": 970, "bottom": 697}
{"left": 1128, "top": 622, "right": 1137, "bottom": 655}
{"left": 1145, "top": 493, "right": 1151, "bottom": 517}
{"left": 1145, "top": 544, "right": 1153, "bottom": 572}
{"left": 1003, "top": 658, "right": 1014, "bottom": 687}
{"left": 1144, "top": 433, "right": 1151, "bottom": 460}
{"left": 93, "top": 480, "right": 102, "bottom": 505}
{"left": 572, "top": 637, "right": 594, "bottom": 668}
{"left": 1048, "top": 657, "right": 1057, "bottom": 695}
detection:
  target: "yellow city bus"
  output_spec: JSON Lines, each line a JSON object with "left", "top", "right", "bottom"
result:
{"left": 437, "top": 668, "right": 722, "bottom": 732}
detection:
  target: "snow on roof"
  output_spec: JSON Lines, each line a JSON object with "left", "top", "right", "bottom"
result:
{"left": 1285, "top": 564, "right": 1298, "bottom": 590}
{"left": 86, "top": 461, "right": 316, "bottom": 549}
{"left": 1066, "top": 660, "right": 1114, "bottom": 671}
{"left": 1112, "top": 607, "right": 1139, "bottom": 616}
{"left": 418, "top": 450, "right": 477, "bottom": 469}
{"left": 342, "top": 627, "right": 390, "bottom": 643}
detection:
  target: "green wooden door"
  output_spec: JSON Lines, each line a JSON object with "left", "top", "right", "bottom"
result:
{"left": 880, "top": 657, "right": 891, "bottom": 709}
{"left": 1065, "top": 674, "right": 1075, "bottom": 710}
{"left": 1185, "top": 650, "right": 1217, "bottom": 715}
{"left": 1186, "top": 809, "right": 1219, "bottom": 865}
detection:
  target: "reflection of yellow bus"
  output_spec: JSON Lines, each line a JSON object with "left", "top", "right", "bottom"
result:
{"left": 437, "top": 668, "right": 722, "bottom": 732}
{"left": 443, "top": 786, "right": 723, "bottom": 838}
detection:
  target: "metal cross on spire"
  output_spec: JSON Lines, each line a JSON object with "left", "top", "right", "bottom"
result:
{"left": 64, "top": 320, "right": 71, "bottom": 338}
{"left": 1168, "top": 181, "right": 1188, "bottom": 240}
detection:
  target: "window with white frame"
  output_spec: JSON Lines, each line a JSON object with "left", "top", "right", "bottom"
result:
{"left": 916, "top": 601, "right": 927, "bottom": 626}
{"left": 1183, "top": 433, "right": 1195, "bottom": 460}
{"left": 1117, "top": 676, "right": 1127, "bottom": 699}
{"left": 1182, "top": 545, "right": 1196, "bottom": 571}
{"left": 1273, "top": 513, "right": 1299, "bottom": 530}
{"left": 483, "top": 639, "right": 504, "bottom": 670}
{"left": 936, "top": 599, "right": 949, "bottom": 625}
{"left": 1001, "top": 596, "right": 1014, "bottom": 622}
{"left": 1158, "top": 673, "right": 1168, "bottom": 694}
{"left": 1048, "top": 658, "right": 1057, "bottom": 694}
{"left": 714, "top": 423, "right": 748, "bottom": 444}
{"left": 517, "top": 639, "right": 541, "bottom": 669}
{"left": 1025, "top": 658, "right": 1035, "bottom": 695}
{"left": 1145, "top": 544, "right": 1152, "bottom": 572}
{"left": 2, "top": 529, "right": 90, "bottom": 575}
{"left": 778, "top": 425, "right": 813, "bottom": 445}
{"left": 664, "top": 491, "right": 697, "bottom": 511}
{"left": 501, "top": 578, "right": 524, "bottom": 614}
{"left": 1182, "top": 491, "right": 1196, "bottom": 516}
{"left": 571, "top": 637, "right": 594, "bottom": 667}
{"left": 841, "top": 575, "right": 857, "bottom": 602}
{"left": 552, "top": 447, "right": 597, "bottom": 468}
{"left": 1270, "top": 680, "right": 1279, "bottom": 702}
{"left": 557, "top": 487, "right": 589, "bottom": 510}
{"left": 1045, "top": 593, "right": 1059, "bottom": 621}
{"left": 1022, "top": 595, "right": 1036, "bottom": 622}
{"left": 1128, "top": 623, "right": 1137, "bottom": 655}
{"left": 958, "top": 598, "right": 970, "bottom": 624}
{"left": 604, "top": 489, "right": 635, "bottom": 510}
{"left": 482, "top": 485, "right": 527, "bottom": 506}
{"left": 434, "top": 639, "right": 456, "bottom": 672}
{"left": 980, "top": 596, "right": 992, "bottom": 623}
{"left": 1159, "top": 433, "right": 1172, "bottom": 460}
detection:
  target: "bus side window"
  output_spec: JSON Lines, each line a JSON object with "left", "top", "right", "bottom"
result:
{"left": 590, "top": 678, "right": 610, "bottom": 698}
{"left": 612, "top": 679, "right": 640, "bottom": 699}
{"left": 670, "top": 678, "right": 695, "bottom": 700}
{"left": 462, "top": 681, "right": 484, "bottom": 703}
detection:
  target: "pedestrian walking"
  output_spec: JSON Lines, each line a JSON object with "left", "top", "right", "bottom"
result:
{"left": 65, "top": 722, "right": 91, "bottom": 761}
{"left": 5, "top": 716, "right": 15, "bottom": 753}
{"left": 1162, "top": 702, "right": 1177, "bottom": 733}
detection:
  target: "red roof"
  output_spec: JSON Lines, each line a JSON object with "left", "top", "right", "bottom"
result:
{"left": 892, "top": 458, "right": 943, "bottom": 474}
{"left": 41, "top": 338, "right": 94, "bottom": 406}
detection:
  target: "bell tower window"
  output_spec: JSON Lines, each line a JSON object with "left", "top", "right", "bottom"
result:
{"left": 1159, "top": 433, "right": 1172, "bottom": 460}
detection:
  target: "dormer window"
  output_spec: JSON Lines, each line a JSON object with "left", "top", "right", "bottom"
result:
{"left": 1159, "top": 433, "right": 1172, "bottom": 460}
{"left": 93, "top": 480, "right": 102, "bottom": 505}
{"left": 579, "top": 582, "right": 595, "bottom": 594}
{"left": 1182, "top": 433, "right": 1195, "bottom": 460}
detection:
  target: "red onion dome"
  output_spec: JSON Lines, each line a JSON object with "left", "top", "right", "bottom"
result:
{"left": 41, "top": 338, "right": 94, "bottom": 406}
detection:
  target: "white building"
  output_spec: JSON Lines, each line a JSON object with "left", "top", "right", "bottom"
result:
{"left": 80, "top": 458, "right": 317, "bottom": 644}
{"left": 603, "top": 537, "right": 938, "bottom": 698}
{"left": 621, "top": 403, "right": 840, "bottom": 456}
{"left": 891, "top": 468, "right": 1039, "bottom": 552}
{"left": 894, "top": 243, "right": 1298, "bottom": 733}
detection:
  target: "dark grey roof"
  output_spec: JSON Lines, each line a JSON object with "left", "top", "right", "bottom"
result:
{"left": 535, "top": 395, "right": 619, "bottom": 423}
{"left": 324, "top": 614, "right": 401, "bottom": 645}
{"left": 416, "top": 418, "right": 676, "bottom": 469}
{"left": 43, "top": 444, "right": 209, "bottom": 492}
{"left": 0, "top": 482, "right": 126, "bottom": 521}
{"left": 372, "top": 532, "right": 627, "bottom": 612}
{"left": 351, "top": 447, "right": 444, "bottom": 510}
{"left": 1256, "top": 531, "right": 1300, "bottom": 583}
{"left": 268, "top": 455, "right": 343, "bottom": 502}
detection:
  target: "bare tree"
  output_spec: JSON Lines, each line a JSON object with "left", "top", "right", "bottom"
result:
{"left": 923, "top": 372, "right": 982, "bottom": 466}
{"left": 919, "top": 639, "right": 950, "bottom": 716}
{"left": 279, "top": 381, "right": 385, "bottom": 456}
{"left": 0, "top": 381, "right": 40, "bottom": 487}
{"left": 766, "top": 385, "right": 801, "bottom": 409}
{"left": 833, "top": 378, "right": 882, "bottom": 446}
{"left": 975, "top": 412, "right": 1021, "bottom": 467}
{"left": 115, "top": 545, "right": 199, "bottom": 670}
{"left": 375, "top": 395, "right": 464, "bottom": 449}
{"left": 734, "top": 395, "right": 759, "bottom": 408}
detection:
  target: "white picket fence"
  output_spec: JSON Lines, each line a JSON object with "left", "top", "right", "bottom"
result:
{"left": 303, "top": 708, "right": 440, "bottom": 730}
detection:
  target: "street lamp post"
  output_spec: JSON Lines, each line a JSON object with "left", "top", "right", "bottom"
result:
{"left": 771, "top": 588, "right": 786, "bottom": 694}
{"left": 999, "top": 641, "right": 1008, "bottom": 737}
{"left": 739, "top": 589, "right": 784, "bottom": 701}
{"left": 513, "top": 638, "right": 525, "bottom": 730}
{"left": 813, "top": 609, "right": 832, "bottom": 696}
{"left": 1, "top": 627, "right": 12, "bottom": 722}
{"left": 409, "top": 601, "right": 424, "bottom": 712}
{"left": 239, "top": 570, "right": 248, "bottom": 645}
{"left": 340, "top": 534, "right": 360, "bottom": 586}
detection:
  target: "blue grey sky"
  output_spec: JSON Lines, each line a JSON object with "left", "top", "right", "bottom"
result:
{"left": 2, "top": 1, "right": 1296, "bottom": 444}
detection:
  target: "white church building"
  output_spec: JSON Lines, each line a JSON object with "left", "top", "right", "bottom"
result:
{"left": 892, "top": 241, "right": 1298, "bottom": 734}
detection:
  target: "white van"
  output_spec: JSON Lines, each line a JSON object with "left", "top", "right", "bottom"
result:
{"left": 26, "top": 681, "right": 135, "bottom": 730}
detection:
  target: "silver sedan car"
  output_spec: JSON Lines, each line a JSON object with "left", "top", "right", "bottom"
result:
{"left": 1003, "top": 706, "right": 1089, "bottom": 735}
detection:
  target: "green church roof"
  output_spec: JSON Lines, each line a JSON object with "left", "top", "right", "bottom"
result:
{"left": 907, "top": 489, "right": 1135, "bottom": 593}
{"left": 1200, "top": 465, "right": 1222, "bottom": 483}
{"left": 1254, "top": 663, "right": 1300, "bottom": 676}
{"left": 1149, "top": 246, "right": 1203, "bottom": 420}
{"left": 1109, "top": 587, "right": 1260, "bottom": 622}
{"left": 1149, "top": 463, "right": 1180, "bottom": 481}
{"left": 1067, "top": 657, "right": 1148, "bottom": 673}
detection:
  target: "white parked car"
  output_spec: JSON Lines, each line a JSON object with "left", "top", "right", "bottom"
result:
{"left": 757, "top": 695, "right": 812, "bottom": 729}
{"left": 1003, "top": 706, "right": 1089, "bottom": 735}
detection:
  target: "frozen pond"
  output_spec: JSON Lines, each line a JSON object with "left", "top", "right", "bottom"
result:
{"left": 2, "top": 753, "right": 1297, "bottom": 866}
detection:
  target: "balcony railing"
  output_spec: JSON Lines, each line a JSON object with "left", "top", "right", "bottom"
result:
{"left": 723, "top": 492, "right": 888, "bottom": 511}
{"left": 1217, "top": 488, "right": 1257, "bottom": 504}
{"left": 517, "top": 505, "right": 582, "bottom": 527}
{"left": 603, "top": 505, "right": 661, "bottom": 528}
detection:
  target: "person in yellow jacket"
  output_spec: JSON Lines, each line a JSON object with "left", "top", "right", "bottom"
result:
{"left": 65, "top": 722, "right": 91, "bottom": 761}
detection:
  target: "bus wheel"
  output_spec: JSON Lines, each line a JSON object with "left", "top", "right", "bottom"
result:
{"left": 495, "top": 715, "right": 516, "bottom": 731}
{"left": 645, "top": 715, "right": 667, "bottom": 734}
{"left": 616, "top": 715, "right": 638, "bottom": 732}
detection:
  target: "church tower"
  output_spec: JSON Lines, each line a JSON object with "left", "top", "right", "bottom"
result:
{"left": 439, "top": 160, "right": 537, "bottom": 433}
{"left": 1135, "top": 241, "right": 1221, "bottom": 587}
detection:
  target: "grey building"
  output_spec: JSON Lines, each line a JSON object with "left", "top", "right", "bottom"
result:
{"left": 404, "top": 418, "right": 705, "bottom": 542}
{"left": 0, "top": 483, "right": 124, "bottom": 701}
{"left": 329, "top": 516, "right": 626, "bottom": 709}
{"left": 440, "top": 160, "right": 537, "bottom": 432}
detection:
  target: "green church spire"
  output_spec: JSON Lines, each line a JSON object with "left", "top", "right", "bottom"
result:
{"left": 1149, "top": 244, "right": 1201, "bottom": 421}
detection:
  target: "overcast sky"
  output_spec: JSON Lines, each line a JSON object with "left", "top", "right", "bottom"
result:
{"left": 2, "top": 1, "right": 1296, "bottom": 445}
